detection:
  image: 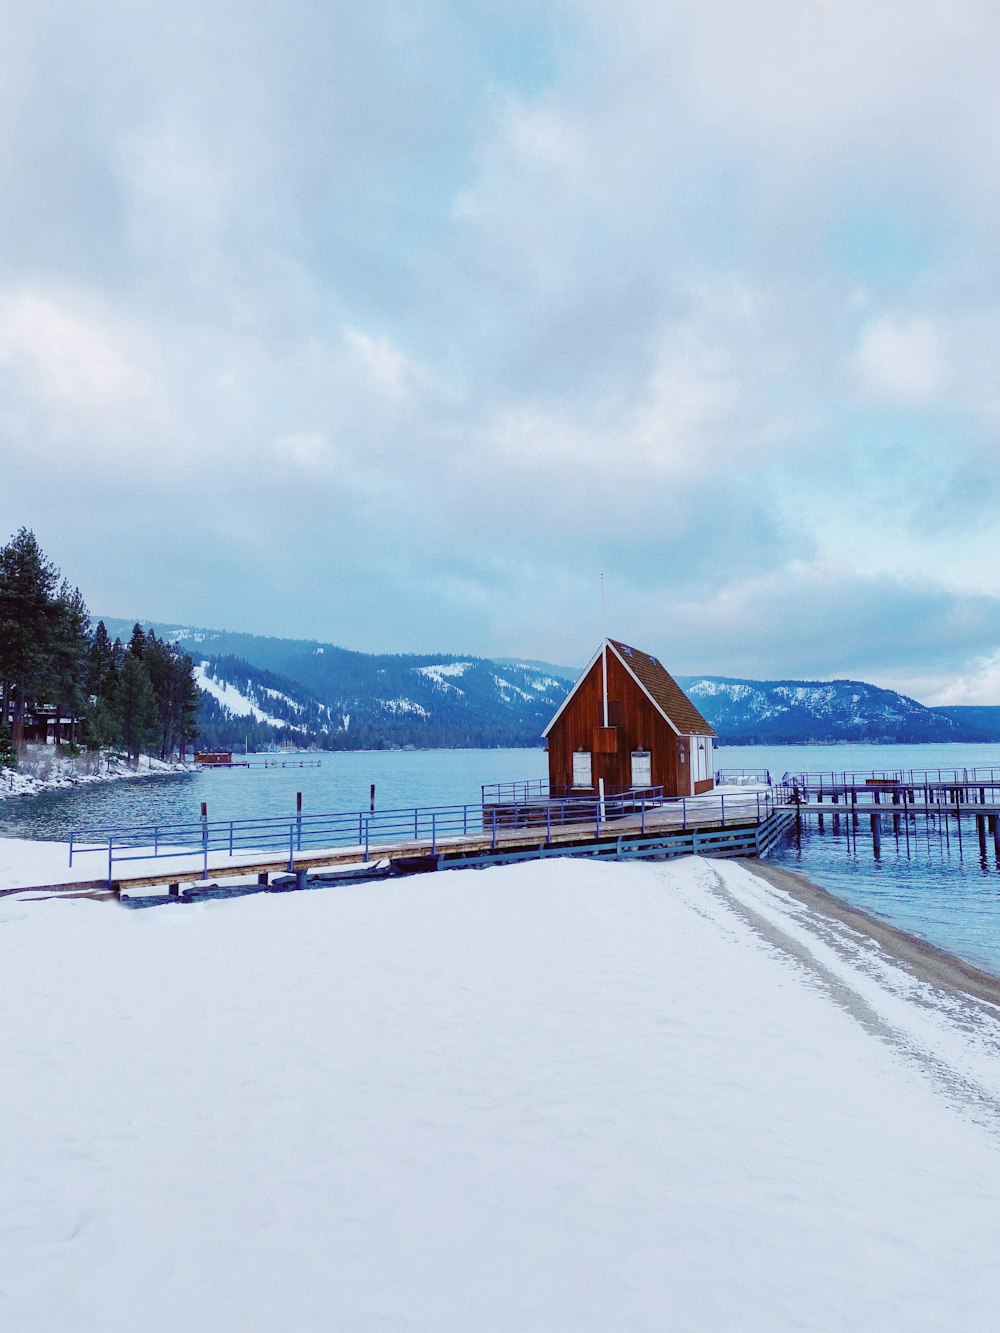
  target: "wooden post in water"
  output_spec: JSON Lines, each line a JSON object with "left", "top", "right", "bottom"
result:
{"left": 870, "top": 811, "right": 881, "bottom": 855}
{"left": 978, "top": 814, "right": 988, "bottom": 857}
{"left": 991, "top": 813, "right": 1000, "bottom": 859}
{"left": 370, "top": 784, "right": 376, "bottom": 814}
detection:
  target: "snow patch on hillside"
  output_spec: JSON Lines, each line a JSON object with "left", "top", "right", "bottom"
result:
{"left": 380, "top": 698, "right": 429, "bottom": 718}
{"left": 493, "top": 674, "right": 534, "bottom": 703}
{"left": 261, "top": 686, "right": 304, "bottom": 713}
{"left": 417, "top": 663, "right": 472, "bottom": 691}
{"left": 194, "top": 664, "right": 288, "bottom": 728}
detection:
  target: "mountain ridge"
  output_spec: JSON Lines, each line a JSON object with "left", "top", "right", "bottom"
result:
{"left": 97, "top": 619, "right": 999, "bottom": 748}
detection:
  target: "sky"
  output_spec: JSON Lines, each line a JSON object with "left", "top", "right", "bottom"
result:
{"left": 3, "top": 1, "right": 1000, "bottom": 703}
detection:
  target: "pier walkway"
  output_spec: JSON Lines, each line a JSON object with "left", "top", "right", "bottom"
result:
{"left": 765, "top": 766, "right": 1000, "bottom": 858}
{"left": 58, "top": 786, "right": 790, "bottom": 902}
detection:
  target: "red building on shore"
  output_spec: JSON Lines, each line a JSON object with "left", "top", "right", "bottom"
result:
{"left": 543, "top": 639, "right": 716, "bottom": 799}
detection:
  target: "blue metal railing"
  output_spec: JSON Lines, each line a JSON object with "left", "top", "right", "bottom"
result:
{"left": 68, "top": 784, "right": 775, "bottom": 886}
{"left": 482, "top": 778, "right": 552, "bottom": 804}
{"left": 785, "top": 767, "right": 1000, "bottom": 791}
{"left": 715, "top": 768, "right": 773, "bottom": 786}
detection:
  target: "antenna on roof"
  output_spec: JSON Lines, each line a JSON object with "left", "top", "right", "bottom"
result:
{"left": 601, "top": 574, "right": 609, "bottom": 728}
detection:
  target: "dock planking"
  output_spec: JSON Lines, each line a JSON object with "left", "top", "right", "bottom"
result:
{"left": 92, "top": 799, "right": 788, "bottom": 901}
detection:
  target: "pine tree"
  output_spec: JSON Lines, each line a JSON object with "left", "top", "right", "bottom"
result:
{"left": 86, "top": 620, "right": 116, "bottom": 698}
{"left": 0, "top": 529, "right": 61, "bottom": 749}
{"left": 116, "top": 654, "right": 158, "bottom": 765}
{"left": 48, "top": 581, "right": 91, "bottom": 747}
{"left": 0, "top": 720, "right": 15, "bottom": 769}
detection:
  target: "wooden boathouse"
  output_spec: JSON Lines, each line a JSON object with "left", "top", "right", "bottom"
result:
{"left": 543, "top": 639, "right": 717, "bottom": 800}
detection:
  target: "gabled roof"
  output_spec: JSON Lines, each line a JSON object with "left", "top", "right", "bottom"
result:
{"left": 542, "top": 639, "right": 717, "bottom": 739}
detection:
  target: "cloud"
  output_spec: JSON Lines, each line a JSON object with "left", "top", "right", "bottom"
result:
{"left": 854, "top": 316, "right": 947, "bottom": 403}
{"left": 0, "top": 291, "right": 155, "bottom": 408}
{"left": 4, "top": 0, "right": 1000, "bottom": 700}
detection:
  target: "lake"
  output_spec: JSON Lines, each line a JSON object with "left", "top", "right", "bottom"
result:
{"left": 6, "top": 740, "right": 1000, "bottom": 974}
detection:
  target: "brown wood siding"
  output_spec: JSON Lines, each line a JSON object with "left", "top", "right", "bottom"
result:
{"left": 547, "top": 652, "right": 697, "bottom": 797}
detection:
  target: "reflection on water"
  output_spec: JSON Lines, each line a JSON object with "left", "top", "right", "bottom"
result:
{"left": 769, "top": 813, "right": 1000, "bottom": 976}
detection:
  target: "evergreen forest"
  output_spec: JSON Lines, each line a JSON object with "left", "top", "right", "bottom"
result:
{"left": 0, "top": 529, "right": 200, "bottom": 768}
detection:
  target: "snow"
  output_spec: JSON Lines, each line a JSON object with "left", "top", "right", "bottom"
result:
{"left": 261, "top": 686, "right": 303, "bottom": 712}
{"left": 528, "top": 674, "right": 561, "bottom": 692}
{"left": 4, "top": 853, "right": 1000, "bottom": 1328}
{"left": 193, "top": 663, "right": 288, "bottom": 728}
{"left": 380, "top": 697, "right": 429, "bottom": 717}
{"left": 492, "top": 674, "right": 533, "bottom": 703}
{"left": 416, "top": 662, "right": 471, "bottom": 692}
{"left": 0, "top": 750, "right": 186, "bottom": 803}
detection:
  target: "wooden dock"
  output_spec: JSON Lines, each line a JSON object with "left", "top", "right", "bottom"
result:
{"left": 55, "top": 794, "right": 794, "bottom": 903}
{"left": 776, "top": 770, "right": 1000, "bottom": 857}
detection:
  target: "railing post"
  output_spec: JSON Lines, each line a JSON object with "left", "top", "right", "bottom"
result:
{"left": 228, "top": 821, "right": 233, "bottom": 855}
{"left": 431, "top": 812, "right": 437, "bottom": 855}
{"left": 287, "top": 824, "right": 295, "bottom": 872}
{"left": 547, "top": 800, "right": 551, "bottom": 841}
{"left": 69, "top": 832, "right": 74, "bottom": 868}
{"left": 682, "top": 799, "right": 687, "bottom": 831}
{"left": 492, "top": 806, "right": 497, "bottom": 850}
{"left": 364, "top": 816, "right": 370, "bottom": 863}
{"left": 202, "top": 819, "right": 209, "bottom": 881}
{"left": 107, "top": 836, "right": 113, "bottom": 888}
{"left": 721, "top": 794, "right": 726, "bottom": 827}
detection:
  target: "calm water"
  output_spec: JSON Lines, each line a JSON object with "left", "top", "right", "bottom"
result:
{"left": 7, "top": 740, "right": 1000, "bottom": 974}
{"left": 0, "top": 748, "right": 550, "bottom": 840}
{"left": 723, "top": 742, "right": 1000, "bottom": 975}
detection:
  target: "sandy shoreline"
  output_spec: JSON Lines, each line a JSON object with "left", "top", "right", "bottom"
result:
{"left": 741, "top": 855, "right": 1000, "bottom": 1008}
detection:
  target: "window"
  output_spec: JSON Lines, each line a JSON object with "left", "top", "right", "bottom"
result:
{"left": 631, "top": 750, "right": 652, "bottom": 787}
{"left": 572, "top": 751, "right": 593, "bottom": 787}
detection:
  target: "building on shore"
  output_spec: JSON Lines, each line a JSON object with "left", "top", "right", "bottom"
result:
{"left": 543, "top": 639, "right": 716, "bottom": 799}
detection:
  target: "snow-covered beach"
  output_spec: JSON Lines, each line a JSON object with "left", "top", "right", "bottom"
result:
{"left": 0, "top": 748, "right": 189, "bottom": 803}
{"left": 4, "top": 853, "right": 1000, "bottom": 1330}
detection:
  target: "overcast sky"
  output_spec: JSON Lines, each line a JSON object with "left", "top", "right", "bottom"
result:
{"left": 4, "top": 1, "right": 1000, "bottom": 702}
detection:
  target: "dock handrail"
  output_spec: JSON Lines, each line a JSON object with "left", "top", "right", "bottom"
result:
{"left": 68, "top": 784, "right": 774, "bottom": 886}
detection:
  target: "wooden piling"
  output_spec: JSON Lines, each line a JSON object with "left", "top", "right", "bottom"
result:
{"left": 870, "top": 811, "right": 881, "bottom": 853}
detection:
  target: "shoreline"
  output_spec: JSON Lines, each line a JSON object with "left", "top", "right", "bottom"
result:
{"left": 741, "top": 856, "right": 1000, "bottom": 1008}
{"left": 0, "top": 753, "right": 192, "bottom": 804}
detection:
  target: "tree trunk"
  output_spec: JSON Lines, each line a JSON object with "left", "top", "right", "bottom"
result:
{"left": 12, "top": 689, "right": 25, "bottom": 750}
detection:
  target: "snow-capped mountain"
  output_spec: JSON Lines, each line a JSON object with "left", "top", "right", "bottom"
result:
{"left": 676, "top": 675, "right": 978, "bottom": 744}
{"left": 166, "top": 641, "right": 571, "bottom": 750}
{"left": 100, "top": 619, "right": 995, "bottom": 748}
